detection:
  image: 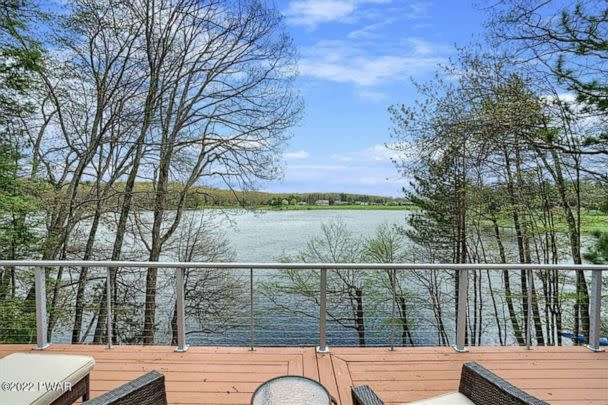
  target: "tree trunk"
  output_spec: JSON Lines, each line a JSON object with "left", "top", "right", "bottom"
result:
{"left": 354, "top": 288, "right": 366, "bottom": 346}
{"left": 72, "top": 202, "right": 103, "bottom": 343}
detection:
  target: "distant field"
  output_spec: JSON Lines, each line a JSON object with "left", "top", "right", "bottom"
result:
{"left": 580, "top": 211, "right": 608, "bottom": 234}
{"left": 489, "top": 209, "right": 607, "bottom": 235}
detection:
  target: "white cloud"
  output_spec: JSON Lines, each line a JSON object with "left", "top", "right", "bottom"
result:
{"left": 347, "top": 19, "right": 394, "bottom": 39}
{"left": 284, "top": 150, "right": 310, "bottom": 160}
{"left": 358, "top": 89, "right": 387, "bottom": 102}
{"left": 405, "top": 37, "right": 434, "bottom": 55}
{"left": 331, "top": 143, "right": 402, "bottom": 163}
{"left": 402, "top": 37, "right": 454, "bottom": 56}
{"left": 300, "top": 42, "right": 444, "bottom": 86}
{"left": 289, "top": 1, "right": 444, "bottom": 89}
{"left": 299, "top": 35, "right": 448, "bottom": 87}
{"left": 284, "top": 0, "right": 393, "bottom": 28}
{"left": 403, "top": 1, "right": 430, "bottom": 19}
{"left": 272, "top": 143, "right": 413, "bottom": 195}
{"left": 285, "top": 0, "right": 355, "bottom": 27}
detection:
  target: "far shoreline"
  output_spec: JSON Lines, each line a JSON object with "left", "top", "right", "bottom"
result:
{"left": 188, "top": 204, "right": 418, "bottom": 211}
{"left": 258, "top": 204, "right": 418, "bottom": 211}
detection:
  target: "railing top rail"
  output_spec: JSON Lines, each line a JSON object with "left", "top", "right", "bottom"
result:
{"left": 0, "top": 260, "right": 606, "bottom": 271}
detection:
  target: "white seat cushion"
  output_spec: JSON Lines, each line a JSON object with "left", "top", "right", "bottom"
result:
{"left": 0, "top": 352, "right": 95, "bottom": 405}
{"left": 406, "top": 392, "right": 475, "bottom": 404}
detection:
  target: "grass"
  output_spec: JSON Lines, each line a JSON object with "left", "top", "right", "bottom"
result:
{"left": 580, "top": 210, "right": 608, "bottom": 234}
{"left": 488, "top": 209, "right": 608, "bottom": 235}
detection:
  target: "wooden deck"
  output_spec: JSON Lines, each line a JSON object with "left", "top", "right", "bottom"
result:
{"left": 0, "top": 345, "right": 606, "bottom": 404}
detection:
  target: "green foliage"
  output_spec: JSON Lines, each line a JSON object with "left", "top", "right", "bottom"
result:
{"left": 0, "top": 0, "right": 43, "bottom": 119}
{"left": 583, "top": 231, "right": 608, "bottom": 264}
{"left": 553, "top": 3, "right": 608, "bottom": 113}
{"left": 0, "top": 297, "right": 36, "bottom": 343}
{"left": 599, "top": 194, "right": 608, "bottom": 214}
{"left": 74, "top": 181, "right": 406, "bottom": 210}
{"left": 0, "top": 0, "right": 43, "bottom": 256}
{"left": 362, "top": 224, "right": 406, "bottom": 263}
{"left": 0, "top": 0, "right": 44, "bottom": 344}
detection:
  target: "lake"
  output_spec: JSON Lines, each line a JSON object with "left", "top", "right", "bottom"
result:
{"left": 173, "top": 209, "right": 455, "bottom": 347}
{"left": 55, "top": 209, "right": 580, "bottom": 348}
{"left": 208, "top": 209, "right": 412, "bottom": 261}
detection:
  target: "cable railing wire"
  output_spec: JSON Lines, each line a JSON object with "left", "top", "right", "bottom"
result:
{"left": 0, "top": 261, "right": 605, "bottom": 352}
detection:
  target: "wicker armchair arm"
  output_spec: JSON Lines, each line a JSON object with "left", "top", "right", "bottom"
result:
{"left": 84, "top": 370, "right": 167, "bottom": 405}
{"left": 352, "top": 385, "right": 385, "bottom": 405}
{"left": 459, "top": 362, "right": 548, "bottom": 405}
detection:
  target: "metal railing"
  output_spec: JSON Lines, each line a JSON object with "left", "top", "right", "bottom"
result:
{"left": 0, "top": 260, "right": 606, "bottom": 353}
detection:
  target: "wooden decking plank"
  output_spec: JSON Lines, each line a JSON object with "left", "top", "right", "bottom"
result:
{"left": 1, "top": 344, "right": 605, "bottom": 405}
{"left": 359, "top": 378, "right": 607, "bottom": 391}
{"left": 165, "top": 391, "right": 253, "bottom": 404}
{"left": 351, "top": 368, "right": 605, "bottom": 381}
{"left": 332, "top": 356, "right": 354, "bottom": 405}
{"left": 17, "top": 351, "right": 303, "bottom": 361}
{"left": 287, "top": 355, "right": 303, "bottom": 375}
{"left": 335, "top": 352, "right": 608, "bottom": 362}
{"left": 91, "top": 380, "right": 261, "bottom": 393}
{"left": 329, "top": 346, "right": 595, "bottom": 354}
{"left": 302, "top": 347, "right": 320, "bottom": 381}
{"left": 92, "top": 362, "right": 288, "bottom": 373}
{"left": 91, "top": 370, "right": 288, "bottom": 383}
{"left": 525, "top": 389, "right": 608, "bottom": 401}
{"left": 0, "top": 345, "right": 308, "bottom": 353}
{"left": 350, "top": 362, "right": 608, "bottom": 374}
{"left": 316, "top": 353, "right": 340, "bottom": 402}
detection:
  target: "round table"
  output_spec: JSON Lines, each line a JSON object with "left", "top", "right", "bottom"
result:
{"left": 251, "top": 375, "right": 334, "bottom": 405}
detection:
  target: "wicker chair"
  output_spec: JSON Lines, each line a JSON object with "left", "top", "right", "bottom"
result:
{"left": 352, "top": 362, "right": 548, "bottom": 405}
{"left": 83, "top": 370, "right": 167, "bottom": 405}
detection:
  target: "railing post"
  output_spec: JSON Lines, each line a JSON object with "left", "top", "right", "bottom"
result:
{"left": 390, "top": 268, "right": 396, "bottom": 351}
{"left": 175, "top": 267, "right": 188, "bottom": 352}
{"left": 106, "top": 267, "right": 113, "bottom": 349}
{"left": 249, "top": 268, "right": 255, "bottom": 351}
{"left": 454, "top": 268, "right": 468, "bottom": 352}
{"left": 34, "top": 267, "right": 49, "bottom": 350}
{"left": 526, "top": 269, "right": 533, "bottom": 350}
{"left": 317, "top": 268, "right": 329, "bottom": 353}
{"left": 586, "top": 269, "right": 604, "bottom": 352}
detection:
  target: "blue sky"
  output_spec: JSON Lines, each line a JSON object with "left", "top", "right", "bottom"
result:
{"left": 265, "top": 0, "right": 487, "bottom": 197}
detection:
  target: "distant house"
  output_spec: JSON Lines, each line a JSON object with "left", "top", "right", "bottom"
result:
{"left": 333, "top": 200, "right": 348, "bottom": 205}
{"left": 297, "top": 201, "right": 307, "bottom": 205}
{"left": 315, "top": 200, "right": 330, "bottom": 206}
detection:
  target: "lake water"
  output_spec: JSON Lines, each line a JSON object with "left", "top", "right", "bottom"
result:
{"left": 210, "top": 209, "right": 412, "bottom": 261}
{"left": 52, "top": 209, "right": 581, "bottom": 348}
{"left": 173, "top": 209, "right": 456, "bottom": 347}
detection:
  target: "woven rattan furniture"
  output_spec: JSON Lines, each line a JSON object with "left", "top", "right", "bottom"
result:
{"left": 352, "top": 362, "right": 549, "bottom": 405}
{"left": 83, "top": 370, "right": 167, "bottom": 405}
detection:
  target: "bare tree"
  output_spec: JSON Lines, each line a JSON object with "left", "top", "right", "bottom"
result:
{"left": 117, "top": 0, "right": 301, "bottom": 343}
{"left": 362, "top": 224, "right": 415, "bottom": 346}
{"left": 264, "top": 220, "right": 372, "bottom": 346}
{"left": 165, "top": 213, "right": 243, "bottom": 344}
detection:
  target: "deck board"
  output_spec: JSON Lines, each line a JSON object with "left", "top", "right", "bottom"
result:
{"left": 0, "top": 344, "right": 606, "bottom": 404}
